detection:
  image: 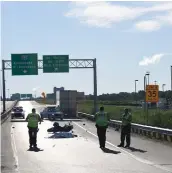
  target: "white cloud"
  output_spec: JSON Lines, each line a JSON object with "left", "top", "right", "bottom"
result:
{"left": 139, "top": 53, "right": 166, "bottom": 66}
{"left": 156, "top": 11, "right": 172, "bottom": 25}
{"left": 65, "top": 2, "right": 172, "bottom": 31}
{"left": 32, "top": 86, "right": 40, "bottom": 92}
{"left": 135, "top": 20, "right": 161, "bottom": 32}
{"left": 149, "top": 2, "right": 172, "bottom": 12}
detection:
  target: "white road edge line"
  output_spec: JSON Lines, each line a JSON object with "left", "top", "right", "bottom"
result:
{"left": 11, "top": 126, "right": 20, "bottom": 173}
{"left": 73, "top": 122, "right": 172, "bottom": 173}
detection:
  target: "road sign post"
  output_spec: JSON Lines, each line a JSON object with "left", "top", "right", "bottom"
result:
{"left": 11, "top": 54, "right": 38, "bottom": 75}
{"left": 146, "top": 84, "right": 159, "bottom": 124}
{"left": 145, "top": 85, "right": 159, "bottom": 125}
{"left": 43, "top": 55, "right": 69, "bottom": 73}
{"left": 146, "top": 85, "right": 159, "bottom": 103}
{"left": 2, "top": 60, "right": 6, "bottom": 112}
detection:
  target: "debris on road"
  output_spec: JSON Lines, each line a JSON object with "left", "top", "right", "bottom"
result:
{"left": 47, "top": 122, "right": 73, "bottom": 133}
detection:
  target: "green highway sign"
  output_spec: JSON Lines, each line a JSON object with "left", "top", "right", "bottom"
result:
{"left": 43, "top": 55, "right": 69, "bottom": 73}
{"left": 27, "top": 94, "right": 32, "bottom": 98}
{"left": 21, "top": 94, "right": 26, "bottom": 98}
{"left": 11, "top": 54, "right": 38, "bottom": 76}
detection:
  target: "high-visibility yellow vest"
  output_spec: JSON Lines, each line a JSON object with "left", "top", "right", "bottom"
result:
{"left": 27, "top": 113, "right": 40, "bottom": 128}
{"left": 121, "top": 113, "right": 132, "bottom": 126}
{"left": 95, "top": 111, "right": 109, "bottom": 127}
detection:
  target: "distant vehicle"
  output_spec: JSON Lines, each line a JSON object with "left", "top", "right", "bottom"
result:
{"left": 40, "top": 106, "right": 64, "bottom": 121}
{"left": 11, "top": 106, "right": 25, "bottom": 119}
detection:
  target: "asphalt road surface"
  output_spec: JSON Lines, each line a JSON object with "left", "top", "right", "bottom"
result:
{"left": 1, "top": 101, "right": 172, "bottom": 173}
{"left": 1, "top": 101, "right": 15, "bottom": 113}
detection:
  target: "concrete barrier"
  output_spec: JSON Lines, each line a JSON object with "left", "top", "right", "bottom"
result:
{"left": 1, "top": 100, "right": 19, "bottom": 124}
{"left": 78, "top": 112, "right": 172, "bottom": 143}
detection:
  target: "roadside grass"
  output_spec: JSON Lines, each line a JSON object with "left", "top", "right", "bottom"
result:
{"left": 77, "top": 101, "right": 172, "bottom": 129}
{"left": 35, "top": 99, "right": 172, "bottom": 129}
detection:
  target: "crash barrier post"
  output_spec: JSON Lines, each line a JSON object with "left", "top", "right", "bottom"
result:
{"left": 78, "top": 112, "right": 172, "bottom": 143}
{"left": 1, "top": 100, "right": 19, "bottom": 124}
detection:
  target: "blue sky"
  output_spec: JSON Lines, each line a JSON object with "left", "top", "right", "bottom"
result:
{"left": 1, "top": 1, "right": 172, "bottom": 96}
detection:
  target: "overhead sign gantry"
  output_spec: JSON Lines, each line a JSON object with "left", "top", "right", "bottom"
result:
{"left": 1, "top": 54, "right": 97, "bottom": 114}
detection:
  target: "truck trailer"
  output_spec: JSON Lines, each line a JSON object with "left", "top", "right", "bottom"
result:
{"left": 56, "top": 90, "right": 77, "bottom": 118}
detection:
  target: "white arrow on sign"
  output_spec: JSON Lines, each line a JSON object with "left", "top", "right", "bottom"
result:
{"left": 23, "top": 70, "right": 27, "bottom": 73}
{"left": 54, "top": 68, "right": 58, "bottom": 71}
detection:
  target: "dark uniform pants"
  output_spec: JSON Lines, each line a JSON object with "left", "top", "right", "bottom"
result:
{"left": 96, "top": 125, "right": 107, "bottom": 148}
{"left": 120, "top": 124, "right": 131, "bottom": 146}
{"left": 28, "top": 127, "right": 38, "bottom": 147}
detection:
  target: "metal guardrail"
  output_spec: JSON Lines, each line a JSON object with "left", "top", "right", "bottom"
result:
{"left": 1, "top": 100, "right": 18, "bottom": 124}
{"left": 78, "top": 112, "right": 172, "bottom": 143}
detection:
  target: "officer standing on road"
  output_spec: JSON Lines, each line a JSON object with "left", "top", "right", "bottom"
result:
{"left": 118, "top": 108, "right": 132, "bottom": 148}
{"left": 26, "top": 108, "right": 42, "bottom": 150}
{"left": 95, "top": 106, "right": 110, "bottom": 149}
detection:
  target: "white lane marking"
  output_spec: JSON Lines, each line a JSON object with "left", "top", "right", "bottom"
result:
{"left": 11, "top": 126, "right": 20, "bottom": 172}
{"left": 73, "top": 122, "right": 172, "bottom": 173}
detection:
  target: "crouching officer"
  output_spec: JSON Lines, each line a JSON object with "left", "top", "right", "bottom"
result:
{"left": 95, "top": 106, "right": 110, "bottom": 149}
{"left": 26, "top": 108, "right": 42, "bottom": 150}
{"left": 118, "top": 108, "right": 132, "bottom": 148}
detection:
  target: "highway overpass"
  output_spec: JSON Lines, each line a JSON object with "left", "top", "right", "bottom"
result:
{"left": 1, "top": 101, "right": 172, "bottom": 173}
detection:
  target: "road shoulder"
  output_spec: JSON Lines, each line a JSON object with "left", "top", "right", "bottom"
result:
{"left": 1, "top": 119, "right": 18, "bottom": 173}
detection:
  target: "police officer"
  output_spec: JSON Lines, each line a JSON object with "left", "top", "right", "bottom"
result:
{"left": 118, "top": 108, "right": 132, "bottom": 148}
{"left": 95, "top": 106, "right": 110, "bottom": 149}
{"left": 26, "top": 108, "right": 42, "bottom": 150}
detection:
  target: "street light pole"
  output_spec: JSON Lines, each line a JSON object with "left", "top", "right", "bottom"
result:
{"left": 34, "top": 91, "right": 37, "bottom": 98}
{"left": 162, "top": 84, "right": 166, "bottom": 92}
{"left": 154, "top": 80, "right": 157, "bottom": 85}
{"left": 146, "top": 71, "right": 150, "bottom": 84}
{"left": 135, "top": 80, "right": 138, "bottom": 104}
{"left": 144, "top": 75, "right": 147, "bottom": 124}
{"left": 144, "top": 73, "right": 150, "bottom": 125}
{"left": 171, "top": 66, "right": 172, "bottom": 91}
